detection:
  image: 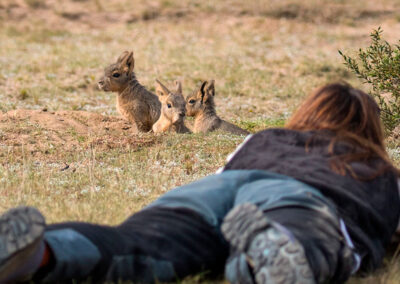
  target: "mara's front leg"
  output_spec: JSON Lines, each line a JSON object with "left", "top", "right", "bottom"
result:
{"left": 128, "top": 112, "right": 152, "bottom": 132}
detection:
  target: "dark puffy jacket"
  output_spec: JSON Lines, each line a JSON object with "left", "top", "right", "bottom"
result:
{"left": 223, "top": 128, "right": 400, "bottom": 271}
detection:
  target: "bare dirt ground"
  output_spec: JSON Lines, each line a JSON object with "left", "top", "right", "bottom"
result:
{"left": 0, "top": 109, "right": 155, "bottom": 157}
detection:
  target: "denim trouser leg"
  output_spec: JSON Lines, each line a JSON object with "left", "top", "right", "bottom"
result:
{"left": 225, "top": 172, "right": 354, "bottom": 283}
{"left": 150, "top": 170, "right": 354, "bottom": 282}
{"left": 40, "top": 208, "right": 229, "bottom": 283}
{"left": 39, "top": 170, "right": 274, "bottom": 283}
{"left": 146, "top": 170, "right": 285, "bottom": 228}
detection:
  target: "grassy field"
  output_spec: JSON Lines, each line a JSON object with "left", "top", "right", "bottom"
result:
{"left": 1, "top": 0, "right": 400, "bottom": 283}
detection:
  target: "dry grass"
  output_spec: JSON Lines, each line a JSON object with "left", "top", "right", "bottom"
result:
{"left": 0, "top": 0, "right": 400, "bottom": 283}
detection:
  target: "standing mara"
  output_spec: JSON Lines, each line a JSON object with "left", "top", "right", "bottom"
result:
{"left": 98, "top": 51, "right": 161, "bottom": 132}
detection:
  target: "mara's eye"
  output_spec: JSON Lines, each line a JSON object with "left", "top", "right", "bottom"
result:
{"left": 189, "top": 99, "right": 196, "bottom": 104}
{"left": 112, "top": 73, "right": 120, "bottom": 78}
{"left": 167, "top": 103, "right": 172, "bottom": 108}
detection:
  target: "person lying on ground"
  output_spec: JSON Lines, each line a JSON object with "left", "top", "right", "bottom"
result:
{"left": 0, "top": 83, "right": 399, "bottom": 284}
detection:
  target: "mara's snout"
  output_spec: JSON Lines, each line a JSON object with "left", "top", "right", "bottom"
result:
{"left": 97, "top": 79, "right": 105, "bottom": 90}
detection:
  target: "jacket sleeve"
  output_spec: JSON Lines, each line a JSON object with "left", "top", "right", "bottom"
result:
{"left": 216, "top": 134, "right": 253, "bottom": 173}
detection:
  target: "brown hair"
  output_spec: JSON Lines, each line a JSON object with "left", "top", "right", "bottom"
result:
{"left": 286, "top": 83, "right": 399, "bottom": 177}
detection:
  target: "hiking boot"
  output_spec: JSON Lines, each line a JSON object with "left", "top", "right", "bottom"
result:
{"left": 0, "top": 206, "right": 46, "bottom": 283}
{"left": 222, "top": 203, "right": 315, "bottom": 284}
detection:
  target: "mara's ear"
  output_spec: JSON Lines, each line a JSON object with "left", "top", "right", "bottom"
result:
{"left": 120, "top": 51, "right": 134, "bottom": 74}
{"left": 117, "top": 51, "right": 130, "bottom": 63}
{"left": 206, "top": 79, "right": 215, "bottom": 97}
{"left": 155, "top": 79, "right": 170, "bottom": 98}
{"left": 198, "top": 80, "right": 208, "bottom": 102}
{"left": 175, "top": 80, "right": 182, "bottom": 94}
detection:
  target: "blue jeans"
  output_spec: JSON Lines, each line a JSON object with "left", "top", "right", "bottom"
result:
{"left": 39, "top": 170, "right": 351, "bottom": 283}
{"left": 147, "top": 169, "right": 337, "bottom": 228}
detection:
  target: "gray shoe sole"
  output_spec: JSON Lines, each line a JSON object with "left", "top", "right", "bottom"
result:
{"left": 222, "top": 203, "right": 315, "bottom": 284}
{"left": 0, "top": 206, "right": 46, "bottom": 283}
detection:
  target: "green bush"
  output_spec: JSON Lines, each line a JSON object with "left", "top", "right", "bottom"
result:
{"left": 339, "top": 27, "right": 400, "bottom": 132}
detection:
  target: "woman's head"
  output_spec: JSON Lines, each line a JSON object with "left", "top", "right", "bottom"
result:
{"left": 286, "top": 83, "right": 397, "bottom": 177}
{"left": 286, "top": 83, "right": 384, "bottom": 149}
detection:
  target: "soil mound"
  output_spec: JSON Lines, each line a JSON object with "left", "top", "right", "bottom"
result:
{"left": 0, "top": 109, "right": 156, "bottom": 158}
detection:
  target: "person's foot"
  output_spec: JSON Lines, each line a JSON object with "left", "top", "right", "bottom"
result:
{"left": 0, "top": 206, "right": 46, "bottom": 283}
{"left": 222, "top": 203, "right": 315, "bottom": 284}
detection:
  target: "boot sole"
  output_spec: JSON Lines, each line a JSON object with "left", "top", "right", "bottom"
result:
{"left": 0, "top": 206, "right": 46, "bottom": 282}
{"left": 222, "top": 203, "right": 315, "bottom": 284}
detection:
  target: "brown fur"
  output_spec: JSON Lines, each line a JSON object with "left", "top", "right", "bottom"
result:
{"left": 152, "top": 80, "right": 191, "bottom": 134}
{"left": 98, "top": 51, "right": 161, "bottom": 132}
{"left": 186, "top": 80, "right": 249, "bottom": 135}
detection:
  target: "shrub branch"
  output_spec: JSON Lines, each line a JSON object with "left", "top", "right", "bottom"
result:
{"left": 339, "top": 27, "right": 400, "bottom": 132}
